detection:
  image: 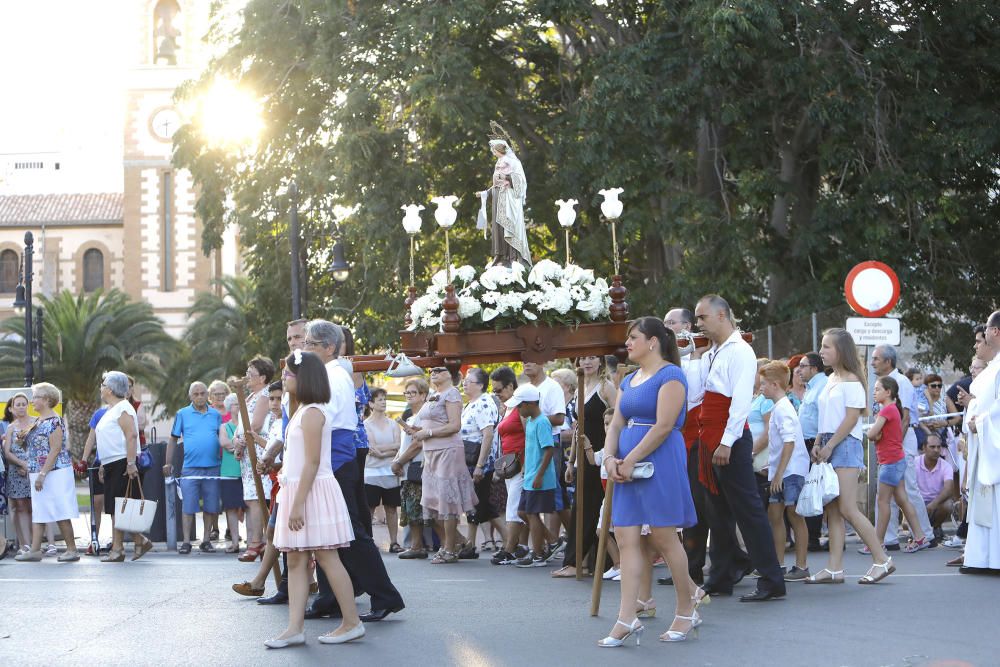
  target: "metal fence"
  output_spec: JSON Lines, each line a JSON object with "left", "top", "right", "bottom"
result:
{"left": 749, "top": 305, "right": 856, "bottom": 359}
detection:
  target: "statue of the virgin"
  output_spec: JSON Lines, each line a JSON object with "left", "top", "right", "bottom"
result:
{"left": 477, "top": 123, "right": 531, "bottom": 267}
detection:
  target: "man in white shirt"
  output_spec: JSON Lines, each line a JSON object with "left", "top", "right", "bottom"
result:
{"left": 302, "top": 319, "right": 405, "bottom": 622}
{"left": 687, "top": 295, "right": 785, "bottom": 601}
{"left": 870, "top": 345, "right": 934, "bottom": 549}
{"left": 963, "top": 311, "right": 1000, "bottom": 574}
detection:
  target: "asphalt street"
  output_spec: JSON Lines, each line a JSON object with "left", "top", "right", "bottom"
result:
{"left": 0, "top": 525, "right": 992, "bottom": 667}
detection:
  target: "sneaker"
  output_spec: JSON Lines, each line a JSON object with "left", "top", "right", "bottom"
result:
{"left": 611, "top": 572, "right": 622, "bottom": 581}
{"left": 457, "top": 544, "right": 479, "bottom": 559}
{"left": 943, "top": 536, "right": 964, "bottom": 549}
{"left": 550, "top": 536, "right": 567, "bottom": 555}
{"left": 784, "top": 566, "right": 810, "bottom": 581}
{"left": 514, "top": 551, "right": 547, "bottom": 568}
{"left": 602, "top": 566, "right": 621, "bottom": 580}
{"left": 44, "top": 544, "right": 58, "bottom": 557}
{"left": 513, "top": 545, "right": 529, "bottom": 560}
{"left": 491, "top": 549, "right": 514, "bottom": 565}
{"left": 544, "top": 544, "right": 562, "bottom": 563}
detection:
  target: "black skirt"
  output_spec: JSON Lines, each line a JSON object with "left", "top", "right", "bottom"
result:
{"left": 102, "top": 457, "right": 144, "bottom": 516}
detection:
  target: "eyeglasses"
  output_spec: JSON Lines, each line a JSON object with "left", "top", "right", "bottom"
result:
{"left": 303, "top": 338, "right": 324, "bottom": 347}
{"left": 430, "top": 367, "right": 448, "bottom": 374}
{"left": 928, "top": 383, "right": 942, "bottom": 388}
{"left": 403, "top": 390, "right": 418, "bottom": 397}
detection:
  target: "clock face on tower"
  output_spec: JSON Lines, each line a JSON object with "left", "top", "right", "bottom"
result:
{"left": 149, "top": 106, "right": 181, "bottom": 142}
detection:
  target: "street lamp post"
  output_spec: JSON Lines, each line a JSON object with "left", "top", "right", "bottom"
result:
{"left": 12, "top": 231, "right": 35, "bottom": 387}
{"left": 288, "top": 181, "right": 302, "bottom": 320}
{"left": 35, "top": 306, "right": 44, "bottom": 381}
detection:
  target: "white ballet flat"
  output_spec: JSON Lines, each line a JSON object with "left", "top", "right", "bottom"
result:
{"left": 264, "top": 632, "right": 305, "bottom": 649}
{"left": 598, "top": 618, "right": 644, "bottom": 647}
{"left": 318, "top": 623, "right": 366, "bottom": 644}
{"left": 659, "top": 613, "right": 699, "bottom": 642}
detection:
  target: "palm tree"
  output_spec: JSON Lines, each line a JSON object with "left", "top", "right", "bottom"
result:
{"left": 182, "top": 275, "right": 258, "bottom": 383}
{"left": 0, "top": 289, "right": 179, "bottom": 457}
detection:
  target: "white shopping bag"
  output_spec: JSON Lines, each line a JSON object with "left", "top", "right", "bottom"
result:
{"left": 795, "top": 465, "right": 825, "bottom": 517}
{"left": 114, "top": 477, "right": 157, "bottom": 534}
{"left": 818, "top": 462, "right": 840, "bottom": 504}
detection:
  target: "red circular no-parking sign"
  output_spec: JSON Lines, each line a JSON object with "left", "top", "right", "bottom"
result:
{"left": 844, "top": 261, "right": 900, "bottom": 318}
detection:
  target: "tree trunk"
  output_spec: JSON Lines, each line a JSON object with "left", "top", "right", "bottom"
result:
{"left": 66, "top": 400, "right": 99, "bottom": 461}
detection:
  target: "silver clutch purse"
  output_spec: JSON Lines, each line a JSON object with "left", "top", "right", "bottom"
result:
{"left": 631, "top": 462, "right": 654, "bottom": 479}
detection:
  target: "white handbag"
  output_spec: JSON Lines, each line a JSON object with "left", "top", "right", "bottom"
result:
{"left": 818, "top": 462, "right": 840, "bottom": 505}
{"left": 795, "top": 465, "right": 825, "bottom": 518}
{"left": 114, "top": 477, "right": 157, "bottom": 534}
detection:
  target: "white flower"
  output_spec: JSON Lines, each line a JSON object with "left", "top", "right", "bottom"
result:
{"left": 541, "top": 286, "right": 573, "bottom": 314}
{"left": 522, "top": 309, "right": 538, "bottom": 321}
{"left": 481, "top": 291, "right": 499, "bottom": 305}
{"left": 458, "top": 296, "right": 481, "bottom": 319}
{"left": 528, "top": 259, "right": 563, "bottom": 286}
{"left": 482, "top": 307, "right": 499, "bottom": 322}
{"left": 454, "top": 265, "right": 476, "bottom": 284}
{"left": 410, "top": 293, "right": 441, "bottom": 323}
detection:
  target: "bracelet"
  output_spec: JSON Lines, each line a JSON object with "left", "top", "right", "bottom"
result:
{"left": 475, "top": 464, "right": 483, "bottom": 469}
{"left": 127, "top": 460, "right": 137, "bottom": 466}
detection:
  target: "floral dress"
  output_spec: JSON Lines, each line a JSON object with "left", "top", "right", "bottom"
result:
{"left": 5, "top": 421, "right": 35, "bottom": 500}
{"left": 26, "top": 416, "right": 72, "bottom": 473}
{"left": 237, "top": 389, "right": 273, "bottom": 502}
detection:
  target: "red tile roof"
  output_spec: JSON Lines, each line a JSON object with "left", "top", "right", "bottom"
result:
{"left": 0, "top": 193, "right": 123, "bottom": 227}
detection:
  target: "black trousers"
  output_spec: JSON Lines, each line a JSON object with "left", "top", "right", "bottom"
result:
{"left": 682, "top": 443, "right": 709, "bottom": 584}
{"left": 355, "top": 448, "right": 373, "bottom": 537}
{"left": 803, "top": 438, "right": 823, "bottom": 544}
{"left": 561, "top": 460, "right": 604, "bottom": 571}
{"left": 312, "top": 458, "right": 404, "bottom": 613}
{"left": 703, "top": 430, "right": 785, "bottom": 594}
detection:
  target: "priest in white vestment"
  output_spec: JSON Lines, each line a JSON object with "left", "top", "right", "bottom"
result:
{"left": 963, "top": 311, "right": 1000, "bottom": 574}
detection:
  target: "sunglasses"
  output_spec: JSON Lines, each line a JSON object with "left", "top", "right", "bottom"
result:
{"left": 928, "top": 383, "right": 942, "bottom": 388}
{"left": 430, "top": 367, "right": 448, "bottom": 374}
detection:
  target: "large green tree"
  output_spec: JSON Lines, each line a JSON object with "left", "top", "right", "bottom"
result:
{"left": 175, "top": 1, "right": 1000, "bottom": 365}
{"left": 0, "top": 290, "right": 179, "bottom": 455}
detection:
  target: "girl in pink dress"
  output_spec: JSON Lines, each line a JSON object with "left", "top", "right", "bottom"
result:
{"left": 267, "top": 350, "right": 362, "bottom": 649}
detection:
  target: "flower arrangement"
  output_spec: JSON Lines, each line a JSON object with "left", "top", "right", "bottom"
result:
{"left": 408, "top": 259, "right": 611, "bottom": 332}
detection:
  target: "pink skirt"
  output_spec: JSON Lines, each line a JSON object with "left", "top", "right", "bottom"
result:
{"left": 273, "top": 476, "right": 355, "bottom": 551}
{"left": 421, "top": 446, "right": 477, "bottom": 520}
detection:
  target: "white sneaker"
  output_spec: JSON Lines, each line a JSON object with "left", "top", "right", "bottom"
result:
{"left": 943, "top": 536, "right": 964, "bottom": 549}
{"left": 611, "top": 573, "right": 622, "bottom": 581}
{"left": 603, "top": 566, "right": 621, "bottom": 580}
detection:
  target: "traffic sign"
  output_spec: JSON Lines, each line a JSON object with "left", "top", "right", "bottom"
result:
{"left": 846, "top": 317, "right": 900, "bottom": 346}
{"left": 844, "top": 261, "right": 900, "bottom": 318}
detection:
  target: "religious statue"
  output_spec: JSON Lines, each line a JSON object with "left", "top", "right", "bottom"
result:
{"left": 477, "top": 123, "right": 531, "bottom": 267}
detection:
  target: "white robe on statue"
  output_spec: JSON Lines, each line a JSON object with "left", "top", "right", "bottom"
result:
{"left": 964, "top": 358, "right": 1000, "bottom": 569}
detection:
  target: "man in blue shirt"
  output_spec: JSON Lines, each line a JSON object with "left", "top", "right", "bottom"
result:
{"left": 795, "top": 352, "right": 828, "bottom": 551}
{"left": 504, "top": 385, "right": 556, "bottom": 568}
{"left": 166, "top": 381, "right": 223, "bottom": 554}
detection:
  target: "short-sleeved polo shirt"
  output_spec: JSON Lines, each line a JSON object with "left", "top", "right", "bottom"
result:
{"left": 171, "top": 404, "right": 223, "bottom": 468}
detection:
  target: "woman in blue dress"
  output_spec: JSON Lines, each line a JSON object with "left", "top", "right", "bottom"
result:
{"left": 599, "top": 317, "right": 702, "bottom": 648}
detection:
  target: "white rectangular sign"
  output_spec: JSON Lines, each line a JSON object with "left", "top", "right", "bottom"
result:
{"left": 846, "top": 317, "right": 900, "bottom": 346}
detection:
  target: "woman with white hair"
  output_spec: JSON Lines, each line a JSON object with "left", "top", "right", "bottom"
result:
{"left": 96, "top": 370, "right": 153, "bottom": 562}
{"left": 13, "top": 382, "right": 80, "bottom": 562}
{"left": 219, "top": 392, "right": 245, "bottom": 553}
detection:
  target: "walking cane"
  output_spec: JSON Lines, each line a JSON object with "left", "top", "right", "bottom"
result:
{"left": 574, "top": 367, "right": 586, "bottom": 581}
{"left": 88, "top": 464, "right": 100, "bottom": 555}
{"left": 590, "top": 479, "right": 614, "bottom": 616}
{"left": 235, "top": 382, "right": 282, "bottom": 588}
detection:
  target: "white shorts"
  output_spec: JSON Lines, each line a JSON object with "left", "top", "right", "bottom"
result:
{"left": 505, "top": 472, "right": 524, "bottom": 524}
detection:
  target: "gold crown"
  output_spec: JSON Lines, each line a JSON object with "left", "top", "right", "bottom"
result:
{"left": 488, "top": 121, "right": 515, "bottom": 150}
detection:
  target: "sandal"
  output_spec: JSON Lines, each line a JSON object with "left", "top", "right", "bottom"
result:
{"left": 693, "top": 587, "right": 712, "bottom": 607}
{"left": 804, "top": 568, "right": 844, "bottom": 584}
{"left": 902, "top": 538, "right": 931, "bottom": 553}
{"left": 946, "top": 554, "right": 964, "bottom": 567}
{"left": 398, "top": 548, "right": 428, "bottom": 559}
{"left": 551, "top": 565, "right": 577, "bottom": 578}
{"left": 858, "top": 558, "right": 895, "bottom": 584}
{"left": 481, "top": 540, "right": 494, "bottom": 552}
{"left": 389, "top": 542, "right": 404, "bottom": 554}
{"left": 636, "top": 598, "right": 657, "bottom": 619}
{"left": 232, "top": 581, "right": 265, "bottom": 597}
{"left": 225, "top": 543, "right": 240, "bottom": 554}
{"left": 101, "top": 549, "right": 125, "bottom": 563}
{"left": 238, "top": 544, "right": 264, "bottom": 562}
{"left": 430, "top": 550, "right": 458, "bottom": 564}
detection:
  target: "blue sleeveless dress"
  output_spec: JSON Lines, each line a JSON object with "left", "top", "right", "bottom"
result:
{"left": 611, "top": 365, "right": 696, "bottom": 528}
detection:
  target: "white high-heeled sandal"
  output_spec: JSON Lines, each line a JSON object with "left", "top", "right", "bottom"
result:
{"left": 660, "top": 613, "right": 699, "bottom": 642}
{"left": 693, "top": 587, "right": 711, "bottom": 607}
{"left": 597, "top": 618, "right": 644, "bottom": 647}
{"left": 636, "top": 598, "right": 657, "bottom": 618}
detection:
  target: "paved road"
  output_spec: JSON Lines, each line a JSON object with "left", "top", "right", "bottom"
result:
{"left": 0, "top": 528, "right": 991, "bottom": 667}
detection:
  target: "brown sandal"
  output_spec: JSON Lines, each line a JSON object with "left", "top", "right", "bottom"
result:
{"left": 132, "top": 538, "right": 153, "bottom": 561}
{"left": 100, "top": 549, "right": 125, "bottom": 563}
{"left": 858, "top": 558, "right": 895, "bottom": 584}
{"left": 430, "top": 550, "right": 458, "bottom": 564}
{"left": 232, "top": 581, "right": 265, "bottom": 597}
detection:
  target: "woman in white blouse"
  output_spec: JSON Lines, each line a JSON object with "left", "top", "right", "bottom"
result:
{"left": 807, "top": 329, "right": 893, "bottom": 584}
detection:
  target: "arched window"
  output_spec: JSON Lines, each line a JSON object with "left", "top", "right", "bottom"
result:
{"left": 83, "top": 248, "right": 104, "bottom": 292}
{"left": 0, "top": 249, "right": 19, "bottom": 293}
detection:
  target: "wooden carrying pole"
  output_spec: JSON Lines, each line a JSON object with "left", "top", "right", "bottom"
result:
{"left": 590, "top": 479, "right": 614, "bottom": 616}
{"left": 574, "top": 367, "right": 586, "bottom": 581}
{"left": 235, "top": 382, "right": 282, "bottom": 588}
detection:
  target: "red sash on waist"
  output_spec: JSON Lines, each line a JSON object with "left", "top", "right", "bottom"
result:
{"left": 682, "top": 404, "right": 702, "bottom": 453}
{"left": 697, "top": 392, "right": 732, "bottom": 495}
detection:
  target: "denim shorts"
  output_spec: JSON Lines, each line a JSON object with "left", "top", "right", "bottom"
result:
{"left": 819, "top": 433, "right": 865, "bottom": 469}
{"left": 769, "top": 473, "right": 805, "bottom": 506}
{"left": 878, "top": 458, "right": 907, "bottom": 487}
{"left": 178, "top": 466, "right": 222, "bottom": 515}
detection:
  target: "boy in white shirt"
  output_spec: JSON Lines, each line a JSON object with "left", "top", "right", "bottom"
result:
{"left": 759, "top": 361, "right": 811, "bottom": 581}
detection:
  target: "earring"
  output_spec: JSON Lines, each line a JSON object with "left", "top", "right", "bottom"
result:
{"left": 649, "top": 345, "right": 654, "bottom": 352}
